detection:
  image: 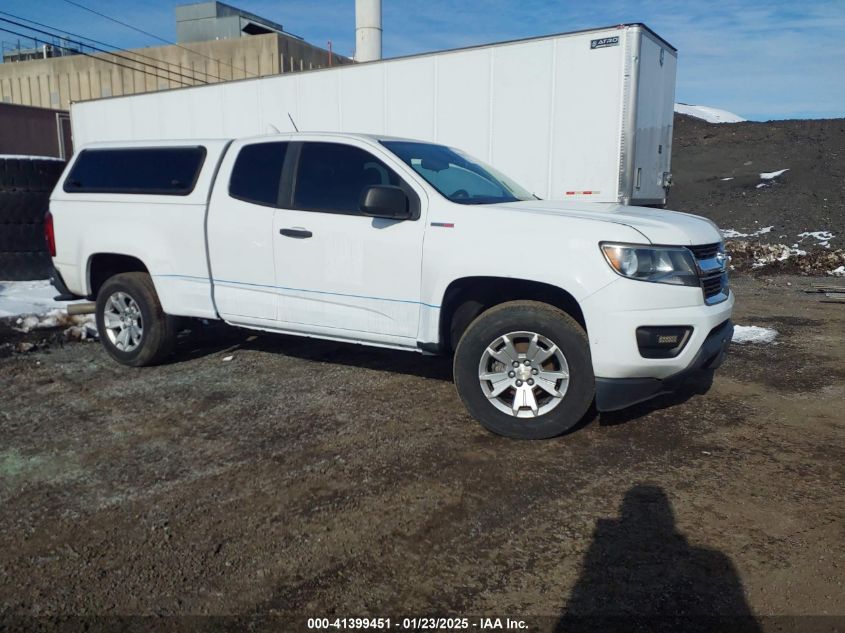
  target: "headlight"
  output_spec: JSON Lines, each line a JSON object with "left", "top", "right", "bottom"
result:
{"left": 600, "top": 243, "right": 699, "bottom": 287}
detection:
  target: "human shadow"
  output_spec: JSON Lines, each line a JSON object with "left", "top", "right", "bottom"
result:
{"left": 557, "top": 484, "right": 761, "bottom": 633}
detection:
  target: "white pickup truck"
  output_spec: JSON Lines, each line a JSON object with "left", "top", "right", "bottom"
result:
{"left": 47, "top": 132, "right": 734, "bottom": 439}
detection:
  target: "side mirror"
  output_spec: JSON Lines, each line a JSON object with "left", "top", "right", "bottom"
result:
{"left": 359, "top": 185, "right": 411, "bottom": 220}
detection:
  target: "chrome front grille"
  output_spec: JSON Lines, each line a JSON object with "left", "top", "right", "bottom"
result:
{"left": 702, "top": 273, "right": 727, "bottom": 299}
{"left": 689, "top": 242, "right": 729, "bottom": 305}
{"left": 688, "top": 243, "right": 720, "bottom": 260}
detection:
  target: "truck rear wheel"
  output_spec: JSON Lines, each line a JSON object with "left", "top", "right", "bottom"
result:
{"left": 95, "top": 272, "right": 177, "bottom": 367}
{"left": 453, "top": 301, "right": 594, "bottom": 439}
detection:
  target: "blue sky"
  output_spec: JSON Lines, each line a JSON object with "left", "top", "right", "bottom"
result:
{"left": 1, "top": 0, "right": 843, "bottom": 120}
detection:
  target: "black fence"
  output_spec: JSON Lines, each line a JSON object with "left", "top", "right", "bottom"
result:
{"left": 0, "top": 157, "right": 65, "bottom": 280}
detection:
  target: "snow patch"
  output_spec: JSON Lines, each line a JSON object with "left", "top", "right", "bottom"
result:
{"left": 797, "top": 231, "right": 834, "bottom": 248}
{"left": 752, "top": 245, "right": 806, "bottom": 268}
{"left": 732, "top": 325, "right": 778, "bottom": 345}
{"left": 722, "top": 228, "right": 835, "bottom": 252}
{"left": 829, "top": 265, "right": 845, "bottom": 277}
{"left": 15, "top": 309, "right": 67, "bottom": 332}
{"left": 720, "top": 177, "right": 734, "bottom": 181}
{"left": 0, "top": 280, "right": 96, "bottom": 340}
{"left": 760, "top": 168, "right": 789, "bottom": 180}
{"left": 674, "top": 103, "right": 746, "bottom": 123}
{"left": 14, "top": 310, "right": 97, "bottom": 340}
{"left": 721, "top": 226, "right": 773, "bottom": 239}
{"left": 0, "top": 280, "right": 84, "bottom": 318}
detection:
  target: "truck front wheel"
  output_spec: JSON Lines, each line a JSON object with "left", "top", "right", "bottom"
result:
{"left": 453, "top": 301, "right": 594, "bottom": 439}
{"left": 95, "top": 272, "right": 177, "bottom": 367}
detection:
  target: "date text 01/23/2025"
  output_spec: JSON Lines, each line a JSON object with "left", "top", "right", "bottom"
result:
{"left": 307, "top": 617, "right": 530, "bottom": 630}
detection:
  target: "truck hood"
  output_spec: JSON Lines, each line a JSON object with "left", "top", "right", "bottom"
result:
{"left": 495, "top": 200, "right": 722, "bottom": 246}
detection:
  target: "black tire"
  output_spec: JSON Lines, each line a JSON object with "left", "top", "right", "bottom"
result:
{"left": 453, "top": 300, "right": 594, "bottom": 439}
{"left": 95, "top": 272, "right": 177, "bottom": 367}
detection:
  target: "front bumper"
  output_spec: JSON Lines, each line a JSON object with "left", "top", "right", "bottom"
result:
{"left": 594, "top": 319, "right": 734, "bottom": 411}
{"left": 582, "top": 275, "right": 735, "bottom": 380}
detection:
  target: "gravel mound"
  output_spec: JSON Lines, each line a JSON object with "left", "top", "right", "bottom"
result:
{"left": 669, "top": 114, "right": 845, "bottom": 253}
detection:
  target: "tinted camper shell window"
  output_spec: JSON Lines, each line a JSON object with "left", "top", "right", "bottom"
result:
{"left": 63, "top": 147, "right": 207, "bottom": 195}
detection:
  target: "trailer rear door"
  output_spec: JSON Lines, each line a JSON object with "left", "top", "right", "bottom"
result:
{"left": 630, "top": 28, "right": 678, "bottom": 205}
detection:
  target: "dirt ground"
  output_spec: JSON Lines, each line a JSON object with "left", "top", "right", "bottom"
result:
{"left": 0, "top": 274, "right": 843, "bottom": 631}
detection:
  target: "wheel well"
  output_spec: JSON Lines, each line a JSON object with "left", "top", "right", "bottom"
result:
{"left": 440, "top": 277, "right": 586, "bottom": 353}
{"left": 88, "top": 254, "right": 149, "bottom": 298}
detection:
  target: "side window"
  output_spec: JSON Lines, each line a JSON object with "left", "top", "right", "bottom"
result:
{"left": 63, "top": 147, "right": 206, "bottom": 195}
{"left": 229, "top": 142, "right": 289, "bottom": 207}
{"left": 293, "top": 142, "right": 401, "bottom": 215}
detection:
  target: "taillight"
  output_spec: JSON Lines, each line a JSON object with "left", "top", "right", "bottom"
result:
{"left": 44, "top": 210, "right": 56, "bottom": 258}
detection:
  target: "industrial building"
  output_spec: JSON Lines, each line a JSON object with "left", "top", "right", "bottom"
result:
{"left": 0, "top": 1, "right": 349, "bottom": 111}
{"left": 176, "top": 1, "right": 287, "bottom": 43}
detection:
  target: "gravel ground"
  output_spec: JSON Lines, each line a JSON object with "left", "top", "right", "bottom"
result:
{"left": 0, "top": 275, "right": 843, "bottom": 631}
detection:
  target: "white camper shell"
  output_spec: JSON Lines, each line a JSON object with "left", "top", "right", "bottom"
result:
{"left": 70, "top": 23, "right": 677, "bottom": 206}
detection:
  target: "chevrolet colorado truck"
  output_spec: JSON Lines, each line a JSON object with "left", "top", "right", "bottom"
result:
{"left": 47, "top": 133, "right": 734, "bottom": 439}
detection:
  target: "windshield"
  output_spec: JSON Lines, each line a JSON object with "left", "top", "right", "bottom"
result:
{"left": 381, "top": 140, "right": 536, "bottom": 205}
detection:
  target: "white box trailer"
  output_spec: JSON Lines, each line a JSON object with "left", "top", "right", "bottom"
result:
{"left": 70, "top": 23, "right": 677, "bottom": 205}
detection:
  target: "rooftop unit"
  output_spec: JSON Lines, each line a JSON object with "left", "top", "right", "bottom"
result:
{"left": 175, "top": 1, "right": 297, "bottom": 44}
{"left": 2, "top": 42, "right": 79, "bottom": 63}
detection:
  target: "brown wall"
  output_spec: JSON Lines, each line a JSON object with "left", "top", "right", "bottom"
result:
{"left": 0, "top": 103, "right": 71, "bottom": 158}
{"left": 0, "top": 33, "right": 350, "bottom": 111}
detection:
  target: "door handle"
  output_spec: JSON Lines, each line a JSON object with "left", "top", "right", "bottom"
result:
{"left": 280, "top": 228, "right": 313, "bottom": 239}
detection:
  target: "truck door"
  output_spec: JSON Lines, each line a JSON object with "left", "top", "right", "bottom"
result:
{"left": 206, "top": 140, "right": 289, "bottom": 326}
{"left": 271, "top": 140, "right": 426, "bottom": 344}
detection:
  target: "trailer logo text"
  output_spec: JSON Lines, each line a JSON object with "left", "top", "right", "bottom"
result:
{"left": 590, "top": 37, "right": 619, "bottom": 49}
